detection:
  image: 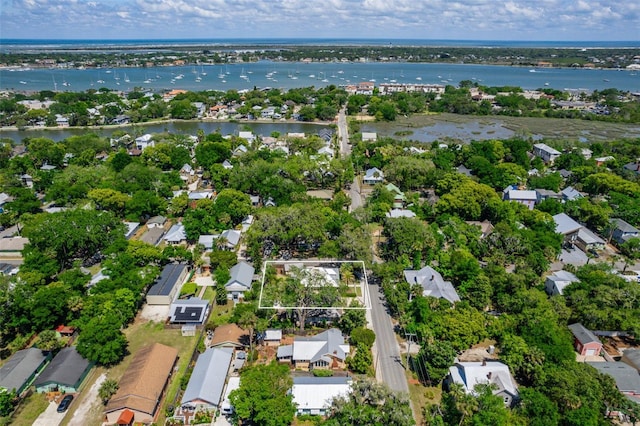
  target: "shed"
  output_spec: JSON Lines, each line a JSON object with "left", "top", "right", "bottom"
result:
{"left": 146, "top": 263, "right": 189, "bottom": 305}
{"left": 264, "top": 329, "right": 283, "bottom": 346}
{"left": 34, "top": 347, "right": 92, "bottom": 393}
{"left": 568, "top": 323, "right": 602, "bottom": 356}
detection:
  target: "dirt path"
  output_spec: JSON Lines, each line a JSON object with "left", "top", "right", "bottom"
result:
{"left": 67, "top": 373, "right": 106, "bottom": 426}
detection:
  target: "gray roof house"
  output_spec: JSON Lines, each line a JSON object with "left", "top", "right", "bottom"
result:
{"left": 561, "top": 186, "right": 583, "bottom": 202}
{"left": 545, "top": 270, "right": 580, "bottom": 296}
{"left": 164, "top": 224, "right": 187, "bottom": 245}
{"left": 610, "top": 218, "right": 640, "bottom": 245}
{"left": 0, "top": 347, "right": 51, "bottom": 394}
{"left": 225, "top": 262, "right": 255, "bottom": 301}
{"left": 277, "top": 328, "right": 350, "bottom": 371}
{"left": 220, "top": 229, "right": 241, "bottom": 249}
{"left": 169, "top": 298, "right": 210, "bottom": 324}
{"left": 181, "top": 348, "right": 233, "bottom": 410}
{"left": 587, "top": 362, "right": 640, "bottom": 397}
{"left": 147, "top": 263, "right": 190, "bottom": 305}
{"left": 34, "top": 347, "right": 93, "bottom": 393}
{"left": 623, "top": 160, "right": 640, "bottom": 175}
{"left": 198, "top": 235, "right": 216, "bottom": 250}
{"left": 447, "top": 361, "right": 519, "bottom": 407}
{"left": 404, "top": 266, "right": 461, "bottom": 304}
{"left": 363, "top": 167, "right": 384, "bottom": 185}
{"left": 386, "top": 208, "right": 416, "bottom": 219}
{"left": 622, "top": 349, "right": 640, "bottom": 371}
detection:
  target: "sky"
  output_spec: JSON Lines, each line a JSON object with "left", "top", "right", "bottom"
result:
{"left": 0, "top": 0, "right": 639, "bottom": 41}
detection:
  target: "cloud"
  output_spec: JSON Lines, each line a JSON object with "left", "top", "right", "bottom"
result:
{"left": 0, "top": 0, "right": 637, "bottom": 40}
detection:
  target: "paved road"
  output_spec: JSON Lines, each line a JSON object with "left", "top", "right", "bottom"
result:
{"left": 337, "top": 106, "right": 351, "bottom": 157}
{"left": 370, "top": 282, "right": 409, "bottom": 394}
{"left": 349, "top": 177, "right": 363, "bottom": 212}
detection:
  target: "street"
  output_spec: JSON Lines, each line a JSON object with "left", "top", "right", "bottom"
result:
{"left": 369, "top": 283, "right": 409, "bottom": 394}
{"left": 337, "top": 106, "right": 351, "bottom": 157}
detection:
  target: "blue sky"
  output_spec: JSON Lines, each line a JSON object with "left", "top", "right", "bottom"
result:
{"left": 1, "top": 0, "right": 638, "bottom": 41}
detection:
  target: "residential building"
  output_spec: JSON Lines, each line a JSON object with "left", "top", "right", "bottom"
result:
{"left": 105, "top": 343, "right": 178, "bottom": 425}
{"left": 210, "top": 324, "right": 248, "bottom": 350}
{"left": 623, "top": 159, "right": 640, "bottom": 175}
{"left": 553, "top": 213, "right": 604, "bottom": 251}
{"left": 587, "top": 362, "right": 640, "bottom": 399}
{"left": 180, "top": 348, "right": 233, "bottom": 412}
{"left": 146, "top": 215, "right": 167, "bottom": 229}
{"left": 123, "top": 222, "right": 140, "bottom": 240}
{"left": 545, "top": 270, "right": 580, "bottom": 296}
{"left": 220, "top": 229, "right": 241, "bottom": 250}
{"left": 225, "top": 261, "right": 255, "bottom": 301}
{"left": 533, "top": 143, "right": 561, "bottom": 163}
{"left": 622, "top": 349, "right": 640, "bottom": 371}
{"left": 169, "top": 298, "right": 210, "bottom": 325}
{"left": 222, "top": 159, "right": 233, "bottom": 170}
{"left": 135, "top": 134, "right": 154, "bottom": 151}
{"left": 568, "top": 323, "right": 603, "bottom": 356}
{"left": 386, "top": 209, "right": 416, "bottom": 218}
{"left": 535, "top": 189, "right": 561, "bottom": 202}
{"left": 466, "top": 220, "right": 494, "bottom": 239}
{"left": 561, "top": 186, "right": 583, "bottom": 202}
{"left": 447, "top": 361, "right": 519, "bottom": 407}
{"left": 403, "top": 266, "right": 460, "bottom": 304}
{"left": 238, "top": 132, "right": 256, "bottom": 144}
{"left": 263, "top": 329, "right": 283, "bottom": 347}
{"left": 198, "top": 235, "right": 216, "bottom": 251}
{"left": 363, "top": 167, "right": 384, "bottom": 185}
{"left": 385, "top": 183, "right": 406, "bottom": 209}
{"left": 361, "top": 132, "right": 377, "bottom": 142}
{"left": 276, "top": 328, "right": 350, "bottom": 371}
{"left": 34, "top": 347, "right": 92, "bottom": 393}
{"left": 233, "top": 144, "right": 248, "bottom": 157}
{"left": 610, "top": 218, "right": 640, "bottom": 244}
{"left": 0, "top": 347, "right": 51, "bottom": 395}
{"left": 291, "top": 377, "right": 352, "bottom": 416}
{"left": 503, "top": 189, "right": 538, "bottom": 210}
{"left": 164, "top": 223, "right": 187, "bottom": 245}
{"left": 146, "top": 263, "right": 190, "bottom": 305}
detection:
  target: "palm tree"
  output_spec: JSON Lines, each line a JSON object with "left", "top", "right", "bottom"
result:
{"left": 238, "top": 310, "right": 258, "bottom": 358}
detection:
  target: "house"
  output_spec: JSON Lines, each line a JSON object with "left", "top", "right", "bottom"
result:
{"left": 361, "top": 132, "right": 377, "bottom": 142}
{"left": 554, "top": 213, "right": 605, "bottom": 251}
{"left": 404, "top": 266, "right": 461, "bottom": 304}
{"left": 595, "top": 156, "right": 615, "bottom": 166}
{"left": 291, "top": 377, "right": 352, "bottom": 416}
{"left": 225, "top": 261, "right": 255, "bottom": 301}
{"left": 385, "top": 183, "right": 406, "bottom": 208}
{"left": 139, "top": 227, "right": 165, "bottom": 246}
{"left": 264, "top": 197, "right": 277, "bottom": 207}
{"left": 535, "top": 189, "right": 561, "bottom": 202}
{"left": 587, "top": 362, "right": 640, "bottom": 399}
{"left": 169, "top": 298, "right": 209, "bottom": 325}
{"left": 456, "top": 164, "right": 473, "bottom": 177}
{"left": 238, "top": 132, "right": 256, "bottom": 144}
{"left": 180, "top": 348, "right": 233, "bottom": 412}
{"left": 164, "top": 224, "right": 187, "bottom": 245}
{"left": 386, "top": 209, "right": 416, "bottom": 218}
{"left": 34, "top": 347, "right": 92, "bottom": 393}
{"left": 503, "top": 189, "right": 538, "bottom": 210}
{"left": 210, "top": 324, "right": 248, "bottom": 350}
{"left": 123, "top": 222, "right": 140, "bottom": 240}
{"left": 317, "top": 145, "right": 335, "bottom": 158}
{"left": 466, "top": 220, "right": 494, "bottom": 239}
{"left": 561, "top": 186, "right": 583, "bottom": 202}
{"left": 220, "top": 229, "right": 241, "bottom": 250}
{"left": 276, "top": 328, "right": 350, "bottom": 371}
{"left": 610, "top": 218, "right": 640, "bottom": 245}
{"left": 301, "top": 266, "right": 340, "bottom": 287}
{"left": 147, "top": 215, "right": 167, "bottom": 229}
{"left": 198, "top": 235, "right": 216, "bottom": 251}
{"left": 545, "top": 270, "right": 580, "bottom": 296}
{"left": 363, "top": 167, "right": 384, "bottom": 185}
{"left": 568, "top": 323, "right": 603, "bottom": 356}
{"left": 146, "top": 263, "right": 190, "bottom": 305}
{"left": 135, "top": 134, "right": 154, "bottom": 151}
{"left": 576, "top": 227, "right": 606, "bottom": 252}
{"left": 263, "top": 329, "right": 282, "bottom": 347}
{"left": 0, "top": 347, "right": 51, "bottom": 395}
{"left": 20, "top": 173, "right": 33, "bottom": 188}
{"left": 180, "top": 164, "right": 194, "bottom": 179}
{"left": 105, "top": 343, "right": 178, "bottom": 425}
{"left": 0, "top": 237, "right": 29, "bottom": 258}
{"left": 623, "top": 159, "right": 640, "bottom": 175}
{"left": 222, "top": 159, "right": 234, "bottom": 170}
{"left": 533, "top": 143, "right": 561, "bottom": 164}
{"left": 233, "top": 144, "right": 248, "bottom": 157}
{"left": 447, "top": 361, "right": 519, "bottom": 407}
{"left": 622, "top": 349, "right": 640, "bottom": 371}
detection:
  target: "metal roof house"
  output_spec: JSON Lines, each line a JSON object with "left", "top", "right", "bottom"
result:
{"left": 277, "top": 328, "right": 350, "bottom": 371}
{"left": 568, "top": 323, "right": 603, "bottom": 356}
{"left": 404, "top": 266, "right": 461, "bottom": 304}
{"left": 545, "top": 270, "right": 580, "bottom": 296}
{"left": 0, "top": 347, "right": 50, "bottom": 395}
{"left": 533, "top": 143, "right": 561, "bottom": 163}
{"left": 147, "top": 263, "right": 190, "bottom": 305}
{"left": 503, "top": 189, "right": 538, "bottom": 210}
{"left": 181, "top": 348, "right": 233, "bottom": 411}
{"left": 363, "top": 167, "right": 384, "bottom": 185}
{"left": 447, "top": 361, "right": 519, "bottom": 407}
{"left": 169, "top": 298, "right": 210, "bottom": 325}
{"left": 105, "top": 343, "right": 178, "bottom": 425}
{"left": 291, "top": 377, "right": 352, "bottom": 416}
{"left": 610, "top": 218, "right": 640, "bottom": 245}
{"left": 34, "top": 347, "right": 92, "bottom": 393}
{"left": 164, "top": 223, "right": 187, "bottom": 245}
{"left": 225, "top": 262, "right": 255, "bottom": 302}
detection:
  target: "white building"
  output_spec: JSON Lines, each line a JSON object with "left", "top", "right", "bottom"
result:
{"left": 291, "top": 377, "right": 352, "bottom": 416}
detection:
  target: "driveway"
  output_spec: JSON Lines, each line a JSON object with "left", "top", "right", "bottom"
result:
{"left": 67, "top": 373, "right": 106, "bottom": 426}
{"left": 33, "top": 401, "right": 66, "bottom": 426}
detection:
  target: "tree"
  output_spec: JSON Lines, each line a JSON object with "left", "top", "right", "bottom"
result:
{"left": 416, "top": 341, "right": 457, "bottom": 385}
{"left": 0, "top": 389, "right": 16, "bottom": 417}
{"left": 169, "top": 99, "right": 197, "bottom": 119}
{"left": 237, "top": 308, "right": 258, "bottom": 356}
{"left": 324, "top": 379, "right": 414, "bottom": 426}
{"left": 339, "top": 303, "right": 367, "bottom": 336}
{"left": 347, "top": 342, "right": 373, "bottom": 374}
{"left": 214, "top": 267, "right": 231, "bottom": 306}
{"left": 349, "top": 327, "right": 375, "bottom": 348}
{"left": 35, "top": 329, "right": 64, "bottom": 352}
{"left": 76, "top": 313, "right": 128, "bottom": 366}
{"left": 98, "top": 379, "right": 119, "bottom": 405}
{"left": 229, "top": 362, "right": 295, "bottom": 426}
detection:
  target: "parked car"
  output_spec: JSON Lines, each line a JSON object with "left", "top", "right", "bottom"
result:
{"left": 57, "top": 394, "right": 74, "bottom": 413}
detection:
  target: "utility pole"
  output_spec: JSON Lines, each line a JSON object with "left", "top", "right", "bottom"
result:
{"left": 405, "top": 332, "right": 416, "bottom": 370}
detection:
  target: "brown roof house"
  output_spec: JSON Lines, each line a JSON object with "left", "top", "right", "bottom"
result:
{"left": 209, "top": 324, "right": 248, "bottom": 350}
{"left": 105, "top": 343, "right": 178, "bottom": 424}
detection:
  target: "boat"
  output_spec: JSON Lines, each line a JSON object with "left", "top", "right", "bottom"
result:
{"left": 124, "top": 73, "right": 130, "bottom": 83}
{"left": 603, "top": 79, "right": 610, "bottom": 82}
{"left": 19, "top": 80, "right": 27, "bottom": 84}
{"left": 544, "top": 82, "right": 550, "bottom": 86}
{"left": 201, "top": 65, "right": 207, "bottom": 76}
{"left": 416, "top": 77, "right": 422, "bottom": 81}
{"left": 529, "top": 69, "right": 537, "bottom": 73}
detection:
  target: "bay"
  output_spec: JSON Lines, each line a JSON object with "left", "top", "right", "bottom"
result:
{"left": 3, "top": 61, "right": 639, "bottom": 93}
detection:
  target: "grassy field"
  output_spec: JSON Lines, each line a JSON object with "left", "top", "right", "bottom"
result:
{"left": 4, "top": 391, "right": 50, "bottom": 426}
{"left": 76, "top": 319, "right": 198, "bottom": 426}
{"left": 405, "top": 366, "right": 442, "bottom": 426}
{"left": 368, "top": 112, "right": 640, "bottom": 142}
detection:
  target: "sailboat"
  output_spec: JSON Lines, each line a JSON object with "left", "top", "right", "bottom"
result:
{"left": 124, "top": 73, "right": 130, "bottom": 83}
{"left": 240, "top": 68, "right": 248, "bottom": 79}
{"left": 201, "top": 65, "right": 207, "bottom": 76}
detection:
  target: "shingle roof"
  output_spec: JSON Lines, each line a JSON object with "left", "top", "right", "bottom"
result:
{"left": 292, "top": 328, "right": 349, "bottom": 363}
{"left": 210, "top": 324, "right": 248, "bottom": 348}
{"left": 568, "top": 323, "right": 601, "bottom": 345}
{"left": 181, "top": 348, "right": 232, "bottom": 407}
{"left": 34, "top": 347, "right": 91, "bottom": 389}
{"left": 164, "top": 224, "right": 186, "bottom": 243}
{"left": 0, "top": 347, "right": 48, "bottom": 392}
{"left": 587, "top": 362, "right": 640, "bottom": 393}
{"left": 611, "top": 218, "right": 639, "bottom": 234}
{"left": 449, "top": 361, "right": 518, "bottom": 397}
{"left": 105, "top": 343, "right": 178, "bottom": 416}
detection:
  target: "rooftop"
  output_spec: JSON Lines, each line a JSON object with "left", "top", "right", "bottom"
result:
{"left": 148, "top": 263, "right": 188, "bottom": 297}
{"left": 181, "top": 348, "right": 233, "bottom": 407}
{"left": 568, "top": 323, "right": 601, "bottom": 345}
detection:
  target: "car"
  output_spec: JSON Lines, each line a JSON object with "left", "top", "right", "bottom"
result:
{"left": 57, "top": 394, "right": 74, "bottom": 413}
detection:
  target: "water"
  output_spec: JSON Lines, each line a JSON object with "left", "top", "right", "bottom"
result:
{"left": 2, "top": 61, "right": 639, "bottom": 93}
{"left": 0, "top": 121, "right": 327, "bottom": 143}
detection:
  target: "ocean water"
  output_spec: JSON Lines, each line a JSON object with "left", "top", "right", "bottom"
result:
{"left": 2, "top": 61, "right": 640, "bottom": 93}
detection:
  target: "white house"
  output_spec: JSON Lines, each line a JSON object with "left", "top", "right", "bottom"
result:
{"left": 135, "top": 134, "right": 155, "bottom": 150}
{"left": 225, "top": 262, "right": 255, "bottom": 302}
{"left": 503, "top": 189, "right": 538, "bottom": 210}
{"left": 447, "top": 361, "right": 519, "bottom": 407}
{"left": 545, "top": 270, "right": 580, "bottom": 296}
{"left": 361, "top": 132, "right": 377, "bottom": 142}
{"left": 291, "top": 377, "right": 352, "bottom": 416}
{"left": 363, "top": 167, "right": 384, "bottom": 185}
{"left": 533, "top": 143, "right": 561, "bottom": 163}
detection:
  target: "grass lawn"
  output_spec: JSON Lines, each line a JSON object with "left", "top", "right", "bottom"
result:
{"left": 201, "top": 285, "right": 216, "bottom": 302}
{"left": 5, "top": 391, "right": 49, "bottom": 426}
{"left": 405, "top": 367, "right": 442, "bottom": 426}
{"left": 208, "top": 300, "right": 233, "bottom": 327}
{"left": 78, "top": 319, "right": 198, "bottom": 426}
